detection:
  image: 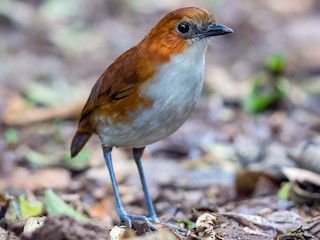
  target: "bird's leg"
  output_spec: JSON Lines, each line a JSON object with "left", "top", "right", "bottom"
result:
{"left": 133, "top": 147, "right": 159, "bottom": 222}
{"left": 103, "top": 146, "right": 156, "bottom": 230}
{"left": 102, "top": 146, "right": 130, "bottom": 225}
{"left": 132, "top": 148, "right": 188, "bottom": 233}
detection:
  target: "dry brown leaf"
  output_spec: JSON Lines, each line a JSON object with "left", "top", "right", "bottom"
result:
{"left": 282, "top": 167, "right": 320, "bottom": 185}
{"left": 195, "top": 212, "right": 218, "bottom": 232}
{"left": 0, "top": 227, "right": 7, "bottom": 239}
{"left": 235, "top": 170, "right": 280, "bottom": 198}
{"left": 1, "top": 93, "right": 84, "bottom": 125}
{"left": 282, "top": 167, "right": 320, "bottom": 205}
{"left": 222, "top": 211, "right": 303, "bottom": 234}
{"left": 136, "top": 229, "right": 180, "bottom": 240}
{"left": 242, "top": 226, "right": 271, "bottom": 237}
{"left": 109, "top": 226, "right": 179, "bottom": 240}
{"left": 187, "top": 213, "right": 222, "bottom": 240}
{"left": 20, "top": 215, "right": 108, "bottom": 240}
{"left": 288, "top": 139, "right": 320, "bottom": 174}
{"left": 290, "top": 181, "right": 320, "bottom": 206}
{"left": 89, "top": 198, "right": 114, "bottom": 220}
{"left": 109, "top": 225, "right": 135, "bottom": 240}
{"left": 23, "top": 217, "right": 46, "bottom": 234}
{"left": 0, "top": 167, "right": 71, "bottom": 191}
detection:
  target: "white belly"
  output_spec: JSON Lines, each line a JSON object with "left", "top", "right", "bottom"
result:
{"left": 99, "top": 41, "right": 208, "bottom": 147}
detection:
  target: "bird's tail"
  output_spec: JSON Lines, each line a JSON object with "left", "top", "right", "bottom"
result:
{"left": 70, "top": 130, "right": 92, "bottom": 157}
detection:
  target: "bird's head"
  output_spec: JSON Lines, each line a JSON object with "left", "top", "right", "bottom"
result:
{"left": 142, "top": 7, "right": 233, "bottom": 56}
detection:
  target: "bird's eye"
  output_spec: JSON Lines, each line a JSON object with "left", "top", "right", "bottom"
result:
{"left": 177, "top": 22, "right": 190, "bottom": 34}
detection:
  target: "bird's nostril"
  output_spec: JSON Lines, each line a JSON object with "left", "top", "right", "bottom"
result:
{"left": 207, "top": 24, "right": 216, "bottom": 31}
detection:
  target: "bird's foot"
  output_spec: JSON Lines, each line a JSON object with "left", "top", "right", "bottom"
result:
{"left": 119, "top": 213, "right": 157, "bottom": 231}
{"left": 119, "top": 212, "right": 186, "bottom": 233}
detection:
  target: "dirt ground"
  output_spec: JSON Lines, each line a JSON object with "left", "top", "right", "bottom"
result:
{"left": 0, "top": 0, "right": 320, "bottom": 239}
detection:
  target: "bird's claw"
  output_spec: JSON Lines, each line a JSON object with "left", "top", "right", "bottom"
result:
{"left": 120, "top": 213, "right": 157, "bottom": 231}
{"left": 119, "top": 214, "right": 133, "bottom": 228}
{"left": 161, "top": 222, "right": 188, "bottom": 232}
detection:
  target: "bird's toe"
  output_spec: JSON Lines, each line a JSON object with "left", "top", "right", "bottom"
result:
{"left": 119, "top": 214, "right": 133, "bottom": 229}
{"left": 126, "top": 214, "right": 157, "bottom": 231}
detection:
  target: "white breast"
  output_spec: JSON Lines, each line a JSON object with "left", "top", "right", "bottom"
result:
{"left": 99, "top": 40, "right": 209, "bottom": 148}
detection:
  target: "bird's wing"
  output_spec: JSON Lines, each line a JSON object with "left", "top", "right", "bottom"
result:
{"left": 70, "top": 68, "right": 138, "bottom": 158}
{"left": 79, "top": 76, "right": 136, "bottom": 125}
{"left": 71, "top": 43, "right": 158, "bottom": 156}
{"left": 78, "top": 44, "right": 157, "bottom": 127}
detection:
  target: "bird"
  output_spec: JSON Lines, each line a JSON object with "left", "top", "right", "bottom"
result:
{"left": 71, "top": 7, "right": 233, "bottom": 230}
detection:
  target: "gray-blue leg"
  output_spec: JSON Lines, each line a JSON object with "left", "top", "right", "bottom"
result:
{"left": 103, "top": 146, "right": 156, "bottom": 230}
{"left": 103, "top": 147, "right": 130, "bottom": 225}
{"left": 133, "top": 148, "right": 159, "bottom": 222}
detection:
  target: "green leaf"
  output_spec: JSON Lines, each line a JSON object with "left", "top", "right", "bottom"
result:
{"left": 175, "top": 219, "right": 195, "bottom": 230}
{"left": 19, "top": 195, "right": 43, "bottom": 219}
{"left": 44, "top": 189, "right": 89, "bottom": 222}
{"left": 266, "top": 53, "right": 284, "bottom": 74}
{"left": 4, "top": 128, "right": 18, "bottom": 144}
{"left": 24, "top": 81, "right": 87, "bottom": 107}
{"left": 277, "top": 182, "right": 291, "bottom": 200}
{"left": 63, "top": 149, "right": 91, "bottom": 171}
{"left": 25, "top": 149, "right": 53, "bottom": 166}
{"left": 24, "top": 82, "right": 60, "bottom": 106}
{"left": 242, "top": 75, "right": 286, "bottom": 113}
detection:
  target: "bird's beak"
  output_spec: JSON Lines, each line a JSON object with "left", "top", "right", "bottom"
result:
{"left": 200, "top": 23, "right": 234, "bottom": 38}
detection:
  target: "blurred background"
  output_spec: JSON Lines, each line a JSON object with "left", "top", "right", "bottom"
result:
{"left": 0, "top": 0, "right": 320, "bottom": 238}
